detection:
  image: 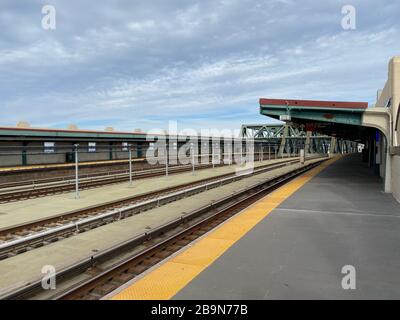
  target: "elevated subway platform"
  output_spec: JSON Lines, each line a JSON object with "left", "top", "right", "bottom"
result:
{"left": 0, "top": 158, "right": 311, "bottom": 298}
{"left": 112, "top": 154, "right": 400, "bottom": 300}
{"left": 0, "top": 158, "right": 292, "bottom": 231}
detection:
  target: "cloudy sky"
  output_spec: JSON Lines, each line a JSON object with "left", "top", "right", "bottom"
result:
{"left": 1, "top": 0, "right": 399, "bottom": 133}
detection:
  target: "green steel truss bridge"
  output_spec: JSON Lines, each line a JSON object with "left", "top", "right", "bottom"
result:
{"left": 240, "top": 123, "right": 358, "bottom": 155}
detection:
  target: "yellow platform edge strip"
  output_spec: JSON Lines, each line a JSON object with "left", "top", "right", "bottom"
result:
{"left": 111, "top": 157, "right": 340, "bottom": 300}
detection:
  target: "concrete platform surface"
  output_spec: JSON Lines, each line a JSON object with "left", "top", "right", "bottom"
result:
{"left": 174, "top": 154, "right": 400, "bottom": 299}
{"left": 0, "top": 158, "right": 311, "bottom": 296}
{"left": 0, "top": 158, "right": 294, "bottom": 231}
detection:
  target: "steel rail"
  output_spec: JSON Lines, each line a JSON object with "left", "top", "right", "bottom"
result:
{"left": 0, "top": 158, "right": 326, "bottom": 300}
{"left": 0, "top": 152, "right": 254, "bottom": 189}
{"left": 0, "top": 159, "right": 299, "bottom": 258}
{"left": 0, "top": 163, "right": 192, "bottom": 189}
{"left": 0, "top": 161, "right": 233, "bottom": 203}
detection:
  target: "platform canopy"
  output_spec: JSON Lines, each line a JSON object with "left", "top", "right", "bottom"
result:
{"left": 260, "top": 98, "right": 368, "bottom": 126}
{"left": 259, "top": 98, "right": 370, "bottom": 141}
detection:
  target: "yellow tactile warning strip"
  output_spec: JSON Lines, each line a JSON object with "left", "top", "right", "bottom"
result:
{"left": 111, "top": 156, "right": 341, "bottom": 300}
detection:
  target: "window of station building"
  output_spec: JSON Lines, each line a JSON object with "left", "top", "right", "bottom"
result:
{"left": 44, "top": 142, "right": 55, "bottom": 153}
{"left": 88, "top": 142, "right": 96, "bottom": 152}
{"left": 122, "top": 142, "right": 129, "bottom": 151}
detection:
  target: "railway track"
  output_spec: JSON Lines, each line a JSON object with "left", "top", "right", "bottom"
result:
{"left": 0, "top": 161, "right": 175, "bottom": 189}
{"left": 0, "top": 162, "right": 230, "bottom": 204}
{"left": 0, "top": 152, "right": 253, "bottom": 193}
{"left": 0, "top": 159, "right": 300, "bottom": 260}
{"left": 1, "top": 158, "right": 326, "bottom": 300}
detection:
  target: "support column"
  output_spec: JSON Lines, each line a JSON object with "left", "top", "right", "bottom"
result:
{"left": 368, "top": 138, "right": 374, "bottom": 167}
{"left": 373, "top": 134, "right": 380, "bottom": 175}
{"left": 384, "top": 138, "right": 392, "bottom": 193}
{"left": 109, "top": 142, "right": 113, "bottom": 160}
{"left": 278, "top": 124, "right": 289, "bottom": 156}
{"left": 304, "top": 131, "right": 312, "bottom": 154}
{"left": 22, "top": 142, "right": 27, "bottom": 166}
{"left": 329, "top": 137, "right": 337, "bottom": 155}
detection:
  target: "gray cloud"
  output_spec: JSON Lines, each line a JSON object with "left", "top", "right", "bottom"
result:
{"left": 1, "top": 0, "right": 399, "bottom": 132}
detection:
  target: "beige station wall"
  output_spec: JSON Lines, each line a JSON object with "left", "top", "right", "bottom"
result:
{"left": 387, "top": 57, "right": 400, "bottom": 201}
{"left": 391, "top": 58, "right": 400, "bottom": 202}
{"left": 376, "top": 79, "right": 391, "bottom": 108}
{"left": 391, "top": 58, "right": 400, "bottom": 145}
{"left": 392, "top": 156, "right": 400, "bottom": 203}
{"left": 373, "top": 57, "right": 400, "bottom": 202}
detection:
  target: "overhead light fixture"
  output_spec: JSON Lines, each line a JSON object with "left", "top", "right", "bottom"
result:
{"left": 280, "top": 114, "right": 291, "bottom": 121}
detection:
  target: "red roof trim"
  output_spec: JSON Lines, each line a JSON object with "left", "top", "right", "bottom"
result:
{"left": 259, "top": 98, "right": 368, "bottom": 109}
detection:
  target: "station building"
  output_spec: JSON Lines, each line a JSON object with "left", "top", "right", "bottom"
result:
{"left": 0, "top": 126, "right": 272, "bottom": 168}
{"left": 0, "top": 126, "right": 150, "bottom": 167}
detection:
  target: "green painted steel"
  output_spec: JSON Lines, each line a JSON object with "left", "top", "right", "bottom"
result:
{"left": 137, "top": 143, "right": 143, "bottom": 158}
{"left": 109, "top": 142, "right": 113, "bottom": 160}
{"left": 262, "top": 104, "right": 364, "bottom": 113}
{"left": 22, "top": 142, "right": 27, "bottom": 166}
{"left": 66, "top": 152, "right": 75, "bottom": 163}
{"left": 260, "top": 104, "right": 364, "bottom": 126}
{"left": 240, "top": 123, "right": 329, "bottom": 139}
